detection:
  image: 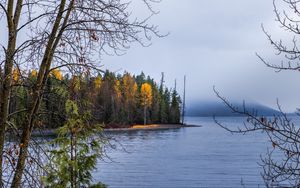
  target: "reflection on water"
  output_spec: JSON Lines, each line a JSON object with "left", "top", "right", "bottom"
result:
{"left": 94, "top": 116, "right": 274, "bottom": 187}
{"left": 106, "top": 128, "right": 181, "bottom": 141}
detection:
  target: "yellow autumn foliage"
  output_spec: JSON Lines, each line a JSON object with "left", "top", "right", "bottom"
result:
{"left": 114, "top": 80, "right": 122, "bottom": 99}
{"left": 30, "top": 69, "right": 38, "bottom": 77}
{"left": 51, "top": 69, "right": 63, "bottom": 80}
{"left": 133, "top": 83, "right": 138, "bottom": 94}
{"left": 94, "top": 76, "right": 102, "bottom": 89}
{"left": 122, "top": 73, "right": 137, "bottom": 102}
{"left": 141, "top": 83, "right": 152, "bottom": 106}
{"left": 123, "top": 74, "right": 130, "bottom": 87}
{"left": 12, "top": 68, "right": 20, "bottom": 81}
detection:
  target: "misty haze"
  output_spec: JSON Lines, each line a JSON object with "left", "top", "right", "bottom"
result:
{"left": 1, "top": 0, "right": 300, "bottom": 187}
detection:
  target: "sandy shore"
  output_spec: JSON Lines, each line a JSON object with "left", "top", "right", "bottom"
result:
{"left": 104, "top": 124, "right": 201, "bottom": 131}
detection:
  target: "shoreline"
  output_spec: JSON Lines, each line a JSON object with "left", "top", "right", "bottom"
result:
{"left": 29, "top": 124, "right": 202, "bottom": 137}
{"left": 104, "top": 124, "right": 201, "bottom": 132}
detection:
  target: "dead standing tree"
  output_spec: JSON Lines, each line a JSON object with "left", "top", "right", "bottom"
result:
{"left": 215, "top": 0, "right": 300, "bottom": 187}
{"left": 0, "top": 0, "right": 163, "bottom": 187}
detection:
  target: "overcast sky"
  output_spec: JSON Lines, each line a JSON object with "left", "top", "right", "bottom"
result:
{"left": 101, "top": 0, "right": 300, "bottom": 112}
{"left": 1, "top": 0, "right": 299, "bottom": 112}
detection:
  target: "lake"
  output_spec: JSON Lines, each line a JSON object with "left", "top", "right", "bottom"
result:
{"left": 94, "top": 116, "right": 275, "bottom": 187}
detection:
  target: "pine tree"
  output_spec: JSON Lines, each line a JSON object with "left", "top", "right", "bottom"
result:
{"left": 170, "top": 89, "right": 182, "bottom": 124}
{"left": 43, "top": 99, "right": 106, "bottom": 188}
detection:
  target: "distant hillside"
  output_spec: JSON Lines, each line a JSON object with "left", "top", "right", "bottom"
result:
{"left": 186, "top": 101, "right": 281, "bottom": 117}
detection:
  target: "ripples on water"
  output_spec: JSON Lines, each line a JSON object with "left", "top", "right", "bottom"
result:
{"left": 94, "top": 116, "right": 295, "bottom": 188}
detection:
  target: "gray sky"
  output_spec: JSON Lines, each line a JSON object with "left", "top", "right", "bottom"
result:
{"left": 1, "top": 0, "right": 299, "bottom": 112}
{"left": 102, "top": 0, "right": 300, "bottom": 112}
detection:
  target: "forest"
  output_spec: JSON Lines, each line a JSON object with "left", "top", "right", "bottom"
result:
{"left": 8, "top": 69, "right": 182, "bottom": 129}
{"left": 0, "top": 0, "right": 179, "bottom": 186}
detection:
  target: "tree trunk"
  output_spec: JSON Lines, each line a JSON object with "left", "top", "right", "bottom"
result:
{"left": 70, "top": 132, "right": 74, "bottom": 188}
{"left": 10, "top": 1, "right": 74, "bottom": 186}
{"left": 0, "top": 0, "right": 23, "bottom": 186}
{"left": 144, "top": 105, "right": 147, "bottom": 125}
{"left": 0, "top": 55, "right": 13, "bottom": 188}
{"left": 74, "top": 133, "right": 77, "bottom": 188}
{"left": 9, "top": 126, "right": 31, "bottom": 188}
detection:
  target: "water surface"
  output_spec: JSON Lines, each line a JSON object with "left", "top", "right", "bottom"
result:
{"left": 94, "top": 116, "right": 273, "bottom": 187}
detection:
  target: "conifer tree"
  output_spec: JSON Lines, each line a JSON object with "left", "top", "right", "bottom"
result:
{"left": 170, "top": 89, "right": 182, "bottom": 124}
{"left": 43, "top": 99, "right": 106, "bottom": 188}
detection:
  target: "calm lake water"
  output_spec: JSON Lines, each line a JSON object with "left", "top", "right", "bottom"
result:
{"left": 94, "top": 116, "right": 275, "bottom": 188}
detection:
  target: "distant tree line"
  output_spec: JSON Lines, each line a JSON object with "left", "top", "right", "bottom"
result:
{"left": 9, "top": 69, "right": 182, "bottom": 129}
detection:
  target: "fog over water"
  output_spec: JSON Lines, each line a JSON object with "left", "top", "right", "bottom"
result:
{"left": 101, "top": 0, "right": 300, "bottom": 113}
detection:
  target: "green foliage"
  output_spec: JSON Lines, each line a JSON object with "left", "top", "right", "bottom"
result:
{"left": 8, "top": 70, "right": 181, "bottom": 187}
{"left": 89, "top": 182, "right": 107, "bottom": 188}
{"left": 43, "top": 99, "right": 106, "bottom": 188}
{"left": 43, "top": 77, "right": 69, "bottom": 128}
{"left": 170, "top": 90, "right": 181, "bottom": 123}
{"left": 10, "top": 70, "right": 182, "bottom": 129}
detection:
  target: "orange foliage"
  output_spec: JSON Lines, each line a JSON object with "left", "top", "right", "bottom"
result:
{"left": 30, "top": 69, "right": 38, "bottom": 77}
{"left": 141, "top": 83, "right": 152, "bottom": 106}
{"left": 51, "top": 69, "right": 63, "bottom": 80}
{"left": 12, "top": 68, "right": 20, "bottom": 82}
{"left": 131, "top": 124, "right": 159, "bottom": 129}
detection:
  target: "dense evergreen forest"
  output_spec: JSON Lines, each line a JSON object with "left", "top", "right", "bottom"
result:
{"left": 9, "top": 69, "right": 182, "bottom": 129}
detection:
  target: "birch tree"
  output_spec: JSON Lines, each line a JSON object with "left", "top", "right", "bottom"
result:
{"left": 141, "top": 83, "right": 152, "bottom": 125}
{"left": 0, "top": 0, "right": 162, "bottom": 187}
